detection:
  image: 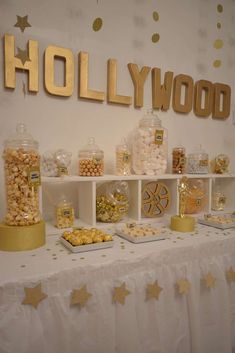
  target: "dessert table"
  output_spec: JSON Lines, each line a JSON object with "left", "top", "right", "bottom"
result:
{"left": 0, "top": 221, "right": 235, "bottom": 353}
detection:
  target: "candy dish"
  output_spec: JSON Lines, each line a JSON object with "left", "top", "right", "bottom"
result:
{"left": 115, "top": 223, "right": 165, "bottom": 243}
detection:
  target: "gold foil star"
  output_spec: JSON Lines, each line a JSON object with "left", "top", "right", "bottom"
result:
{"left": 113, "top": 282, "right": 130, "bottom": 305}
{"left": 14, "top": 15, "right": 31, "bottom": 32}
{"left": 176, "top": 279, "right": 190, "bottom": 295}
{"left": 202, "top": 272, "right": 216, "bottom": 289}
{"left": 226, "top": 267, "right": 235, "bottom": 283}
{"left": 22, "top": 283, "right": 47, "bottom": 309}
{"left": 70, "top": 285, "right": 92, "bottom": 307}
{"left": 146, "top": 281, "right": 163, "bottom": 301}
{"left": 15, "top": 47, "right": 31, "bottom": 65}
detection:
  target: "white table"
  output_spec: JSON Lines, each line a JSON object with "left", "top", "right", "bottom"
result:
{"left": 0, "top": 222, "right": 235, "bottom": 353}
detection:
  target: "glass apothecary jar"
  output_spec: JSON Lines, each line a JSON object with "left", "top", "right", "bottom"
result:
{"left": 115, "top": 139, "right": 131, "bottom": 176}
{"left": 78, "top": 138, "right": 104, "bottom": 176}
{"left": 55, "top": 149, "right": 72, "bottom": 176}
{"left": 172, "top": 145, "right": 186, "bottom": 174}
{"left": 55, "top": 198, "right": 74, "bottom": 228}
{"left": 132, "top": 110, "right": 168, "bottom": 175}
{"left": 214, "top": 154, "right": 229, "bottom": 174}
{"left": 3, "top": 123, "right": 41, "bottom": 226}
{"left": 212, "top": 181, "right": 226, "bottom": 211}
{"left": 187, "top": 146, "right": 209, "bottom": 174}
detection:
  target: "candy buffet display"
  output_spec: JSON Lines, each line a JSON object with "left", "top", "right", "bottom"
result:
{"left": 3, "top": 123, "right": 41, "bottom": 226}
{"left": 61, "top": 228, "right": 113, "bottom": 252}
{"left": 172, "top": 146, "right": 186, "bottom": 174}
{"left": 198, "top": 213, "right": 235, "bottom": 229}
{"left": 78, "top": 137, "right": 104, "bottom": 176}
{"left": 185, "top": 178, "right": 207, "bottom": 214}
{"left": 96, "top": 181, "right": 129, "bottom": 222}
{"left": 55, "top": 199, "right": 75, "bottom": 228}
{"left": 115, "top": 139, "right": 131, "bottom": 176}
{"left": 187, "top": 146, "right": 209, "bottom": 174}
{"left": 142, "top": 181, "right": 170, "bottom": 217}
{"left": 132, "top": 109, "right": 168, "bottom": 175}
{"left": 213, "top": 154, "right": 230, "bottom": 174}
{"left": 116, "top": 222, "right": 165, "bottom": 243}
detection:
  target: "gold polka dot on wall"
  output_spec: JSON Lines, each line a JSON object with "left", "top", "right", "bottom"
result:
{"left": 217, "top": 4, "right": 223, "bottom": 13}
{"left": 152, "top": 11, "right": 159, "bottom": 22}
{"left": 213, "top": 59, "right": 222, "bottom": 68}
{"left": 213, "top": 4, "right": 224, "bottom": 68}
{"left": 217, "top": 22, "right": 221, "bottom": 29}
{"left": 214, "top": 38, "right": 223, "bottom": 49}
{"left": 151, "top": 10, "right": 160, "bottom": 44}
{"left": 93, "top": 17, "right": 103, "bottom": 31}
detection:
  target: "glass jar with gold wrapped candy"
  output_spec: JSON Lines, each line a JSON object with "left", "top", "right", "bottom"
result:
{"left": 213, "top": 154, "right": 229, "bottom": 174}
{"left": 78, "top": 137, "right": 104, "bottom": 176}
{"left": 96, "top": 181, "right": 129, "bottom": 222}
{"left": 3, "top": 123, "right": 41, "bottom": 226}
{"left": 55, "top": 198, "right": 74, "bottom": 228}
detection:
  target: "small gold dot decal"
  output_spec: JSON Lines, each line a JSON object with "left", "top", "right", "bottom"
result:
{"left": 93, "top": 17, "right": 103, "bottom": 31}
{"left": 213, "top": 59, "right": 222, "bottom": 68}
{"left": 217, "top": 4, "right": 223, "bottom": 13}
{"left": 214, "top": 39, "right": 223, "bottom": 49}
{"left": 152, "top": 33, "right": 160, "bottom": 43}
{"left": 217, "top": 22, "right": 221, "bottom": 29}
{"left": 152, "top": 11, "right": 159, "bottom": 21}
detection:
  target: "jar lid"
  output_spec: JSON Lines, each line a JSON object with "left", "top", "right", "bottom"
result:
{"left": 79, "top": 137, "right": 103, "bottom": 158}
{"left": 139, "top": 109, "right": 162, "bottom": 128}
{"left": 4, "top": 123, "right": 38, "bottom": 149}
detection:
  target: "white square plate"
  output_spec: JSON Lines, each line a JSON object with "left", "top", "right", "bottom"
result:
{"left": 115, "top": 227, "right": 165, "bottom": 243}
{"left": 60, "top": 236, "right": 114, "bottom": 253}
{"left": 198, "top": 218, "right": 235, "bottom": 229}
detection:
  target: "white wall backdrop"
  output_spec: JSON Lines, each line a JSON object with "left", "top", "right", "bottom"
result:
{"left": 0, "top": 0, "right": 235, "bottom": 219}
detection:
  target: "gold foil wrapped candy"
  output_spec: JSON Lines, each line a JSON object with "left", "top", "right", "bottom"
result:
{"left": 62, "top": 228, "right": 113, "bottom": 246}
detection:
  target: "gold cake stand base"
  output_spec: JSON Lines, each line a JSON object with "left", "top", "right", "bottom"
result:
{"left": 0, "top": 221, "right": 45, "bottom": 251}
{"left": 170, "top": 215, "right": 195, "bottom": 233}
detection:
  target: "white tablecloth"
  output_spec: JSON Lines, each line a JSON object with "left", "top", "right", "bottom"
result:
{"left": 0, "top": 222, "right": 235, "bottom": 353}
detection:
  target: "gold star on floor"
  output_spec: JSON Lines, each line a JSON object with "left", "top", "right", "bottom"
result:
{"left": 226, "top": 267, "right": 235, "bottom": 283}
{"left": 15, "top": 48, "right": 31, "bottom": 65}
{"left": 22, "top": 283, "right": 47, "bottom": 309}
{"left": 70, "top": 285, "right": 92, "bottom": 308}
{"left": 14, "top": 15, "right": 31, "bottom": 32}
{"left": 202, "top": 272, "right": 216, "bottom": 289}
{"left": 176, "top": 279, "right": 190, "bottom": 295}
{"left": 113, "top": 282, "right": 130, "bottom": 305}
{"left": 146, "top": 281, "right": 163, "bottom": 301}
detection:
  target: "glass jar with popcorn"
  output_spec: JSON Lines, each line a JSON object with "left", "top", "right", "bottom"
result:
{"left": 132, "top": 109, "right": 168, "bottom": 175}
{"left": 3, "top": 123, "right": 41, "bottom": 226}
{"left": 55, "top": 198, "right": 74, "bottom": 228}
{"left": 78, "top": 138, "right": 104, "bottom": 176}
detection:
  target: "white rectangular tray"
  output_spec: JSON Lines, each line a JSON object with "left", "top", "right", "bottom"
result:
{"left": 60, "top": 236, "right": 114, "bottom": 253}
{"left": 115, "top": 229, "right": 165, "bottom": 244}
{"left": 198, "top": 218, "right": 235, "bottom": 229}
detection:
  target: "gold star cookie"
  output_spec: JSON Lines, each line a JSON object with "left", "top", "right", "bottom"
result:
{"left": 146, "top": 281, "right": 163, "bottom": 300}
{"left": 113, "top": 282, "right": 130, "bottom": 305}
{"left": 22, "top": 283, "right": 47, "bottom": 309}
{"left": 71, "top": 285, "right": 92, "bottom": 307}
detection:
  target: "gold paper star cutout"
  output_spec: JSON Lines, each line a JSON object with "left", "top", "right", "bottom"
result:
{"left": 202, "top": 272, "right": 216, "bottom": 289}
{"left": 15, "top": 47, "right": 31, "bottom": 65}
{"left": 146, "top": 281, "right": 163, "bottom": 301}
{"left": 14, "top": 15, "right": 31, "bottom": 32}
{"left": 226, "top": 267, "right": 235, "bottom": 283}
{"left": 22, "top": 283, "right": 47, "bottom": 309}
{"left": 113, "top": 282, "right": 130, "bottom": 305}
{"left": 70, "top": 285, "right": 92, "bottom": 307}
{"left": 176, "top": 279, "right": 190, "bottom": 295}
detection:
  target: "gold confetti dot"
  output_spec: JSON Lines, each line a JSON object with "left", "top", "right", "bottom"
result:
{"left": 93, "top": 17, "right": 103, "bottom": 31}
{"left": 217, "top": 4, "right": 223, "bottom": 13}
{"left": 217, "top": 22, "right": 221, "bottom": 29}
{"left": 152, "top": 33, "right": 160, "bottom": 43}
{"left": 213, "top": 59, "right": 222, "bottom": 68}
{"left": 152, "top": 11, "right": 159, "bottom": 21}
{"left": 214, "top": 39, "right": 223, "bottom": 49}
{"left": 80, "top": 257, "right": 85, "bottom": 260}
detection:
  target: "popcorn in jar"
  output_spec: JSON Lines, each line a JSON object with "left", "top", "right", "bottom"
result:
{"left": 132, "top": 110, "right": 168, "bottom": 175}
{"left": 3, "top": 124, "right": 41, "bottom": 226}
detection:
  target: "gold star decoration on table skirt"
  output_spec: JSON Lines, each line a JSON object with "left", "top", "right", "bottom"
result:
{"left": 176, "top": 279, "right": 190, "bottom": 295}
{"left": 14, "top": 15, "right": 31, "bottom": 32}
{"left": 202, "top": 272, "right": 216, "bottom": 289}
{"left": 22, "top": 283, "right": 47, "bottom": 309}
{"left": 226, "top": 267, "right": 235, "bottom": 283}
{"left": 113, "top": 282, "right": 131, "bottom": 305}
{"left": 15, "top": 48, "right": 31, "bottom": 65}
{"left": 70, "top": 285, "right": 92, "bottom": 308}
{"left": 146, "top": 281, "right": 163, "bottom": 301}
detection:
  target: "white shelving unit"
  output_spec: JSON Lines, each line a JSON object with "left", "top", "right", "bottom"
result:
{"left": 42, "top": 173, "right": 235, "bottom": 235}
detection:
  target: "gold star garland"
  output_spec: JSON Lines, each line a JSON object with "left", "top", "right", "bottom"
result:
{"left": 112, "top": 282, "right": 130, "bottom": 305}
{"left": 14, "top": 15, "right": 31, "bottom": 32}
{"left": 70, "top": 285, "right": 92, "bottom": 308}
{"left": 22, "top": 283, "right": 47, "bottom": 309}
{"left": 146, "top": 281, "right": 163, "bottom": 301}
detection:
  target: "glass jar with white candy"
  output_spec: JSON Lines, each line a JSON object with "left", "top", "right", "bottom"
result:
{"left": 132, "top": 109, "right": 168, "bottom": 175}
